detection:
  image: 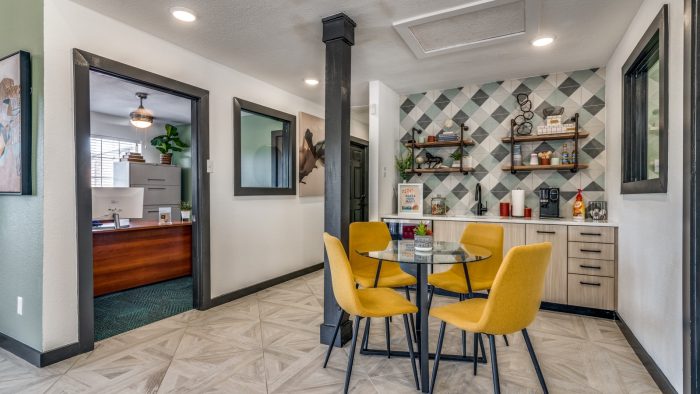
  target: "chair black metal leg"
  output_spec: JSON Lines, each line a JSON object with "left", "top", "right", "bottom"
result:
{"left": 323, "top": 309, "right": 345, "bottom": 368}
{"left": 522, "top": 329, "right": 548, "bottom": 394}
{"left": 344, "top": 316, "right": 361, "bottom": 394}
{"left": 473, "top": 333, "right": 479, "bottom": 375}
{"left": 429, "top": 321, "right": 446, "bottom": 394}
{"left": 478, "top": 332, "right": 486, "bottom": 364}
{"left": 361, "top": 316, "right": 372, "bottom": 351}
{"left": 488, "top": 335, "right": 500, "bottom": 394}
{"left": 384, "top": 317, "right": 391, "bottom": 358}
{"left": 427, "top": 286, "right": 434, "bottom": 311}
{"left": 459, "top": 294, "right": 467, "bottom": 357}
{"left": 503, "top": 335, "right": 509, "bottom": 346}
{"left": 404, "top": 287, "right": 417, "bottom": 343}
{"left": 402, "top": 314, "right": 419, "bottom": 390}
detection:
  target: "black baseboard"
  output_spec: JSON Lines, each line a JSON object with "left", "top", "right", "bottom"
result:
{"left": 615, "top": 315, "right": 677, "bottom": 394}
{"left": 0, "top": 332, "right": 80, "bottom": 368}
{"left": 208, "top": 263, "right": 324, "bottom": 308}
{"left": 540, "top": 301, "right": 617, "bottom": 319}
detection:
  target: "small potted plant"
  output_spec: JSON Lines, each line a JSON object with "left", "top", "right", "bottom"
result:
{"left": 150, "top": 124, "right": 189, "bottom": 165}
{"left": 413, "top": 222, "right": 433, "bottom": 252}
{"left": 450, "top": 149, "right": 472, "bottom": 169}
{"left": 395, "top": 152, "right": 413, "bottom": 183}
{"left": 180, "top": 201, "right": 192, "bottom": 222}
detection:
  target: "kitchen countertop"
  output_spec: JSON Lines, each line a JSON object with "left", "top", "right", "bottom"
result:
{"left": 381, "top": 213, "right": 617, "bottom": 227}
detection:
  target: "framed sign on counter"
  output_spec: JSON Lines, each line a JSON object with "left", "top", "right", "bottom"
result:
{"left": 397, "top": 183, "right": 423, "bottom": 216}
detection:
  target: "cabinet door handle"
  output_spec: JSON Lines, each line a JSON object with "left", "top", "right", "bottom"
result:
{"left": 580, "top": 248, "right": 602, "bottom": 253}
{"left": 580, "top": 232, "right": 602, "bottom": 236}
{"left": 146, "top": 210, "right": 159, "bottom": 213}
{"left": 536, "top": 230, "right": 556, "bottom": 234}
{"left": 147, "top": 178, "right": 166, "bottom": 181}
{"left": 579, "top": 264, "right": 601, "bottom": 269}
{"left": 579, "top": 281, "right": 601, "bottom": 286}
{"left": 147, "top": 187, "right": 166, "bottom": 190}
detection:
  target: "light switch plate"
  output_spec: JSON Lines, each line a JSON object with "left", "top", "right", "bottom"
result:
{"left": 17, "top": 296, "right": 22, "bottom": 315}
{"left": 206, "top": 159, "right": 213, "bottom": 173}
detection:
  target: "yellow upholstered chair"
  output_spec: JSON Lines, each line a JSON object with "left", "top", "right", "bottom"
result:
{"left": 428, "top": 242, "right": 553, "bottom": 394}
{"left": 428, "top": 222, "right": 504, "bottom": 296}
{"left": 322, "top": 233, "right": 419, "bottom": 393}
{"left": 349, "top": 222, "right": 418, "bottom": 350}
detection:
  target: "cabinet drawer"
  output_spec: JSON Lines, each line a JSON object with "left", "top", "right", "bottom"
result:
{"left": 568, "top": 242, "right": 615, "bottom": 260}
{"left": 130, "top": 164, "right": 181, "bottom": 186}
{"left": 143, "top": 205, "right": 181, "bottom": 221}
{"left": 568, "top": 274, "right": 615, "bottom": 310}
{"left": 139, "top": 185, "right": 181, "bottom": 205}
{"left": 568, "top": 226, "right": 615, "bottom": 244}
{"left": 568, "top": 258, "right": 615, "bottom": 277}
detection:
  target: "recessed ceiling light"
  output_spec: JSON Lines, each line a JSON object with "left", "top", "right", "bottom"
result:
{"left": 171, "top": 7, "right": 196, "bottom": 22}
{"left": 304, "top": 78, "right": 320, "bottom": 86}
{"left": 531, "top": 36, "right": 555, "bottom": 47}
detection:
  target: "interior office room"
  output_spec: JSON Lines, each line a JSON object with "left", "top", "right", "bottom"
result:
{"left": 0, "top": 0, "right": 698, "bottom": 393}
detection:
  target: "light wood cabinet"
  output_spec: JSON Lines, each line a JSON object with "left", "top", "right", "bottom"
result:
{"left": 428, "top": 218, "right": 618, "bottom": 311}
{"left": 526, "top": 224, "right": 568, "bottom": 304}
{"left": 567, "top": 274, "right": 615, "bottom": 310}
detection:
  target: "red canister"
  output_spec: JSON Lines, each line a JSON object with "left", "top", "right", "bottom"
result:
{"left": 499, "top": 202, "right": 510, "bottom": 217}
{"left": 524, "top": 207, "right": 533, "bottom": 218}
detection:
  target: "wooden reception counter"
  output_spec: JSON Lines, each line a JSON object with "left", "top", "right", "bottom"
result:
{"left": 92, "top": 220, "right": 192, "bottom": 296}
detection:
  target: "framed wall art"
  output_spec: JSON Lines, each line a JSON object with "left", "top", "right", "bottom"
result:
{"left": 397, "top": 183, "right": 423, "bottom": 216}
{"left": 0, "top": 51, "right": 31, "bottom": 195}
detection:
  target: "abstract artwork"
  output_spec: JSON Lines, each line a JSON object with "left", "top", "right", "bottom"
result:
{"left": 298, "top": 112, "right": 325, "bottom": 197}
{"left": 0, "top": 51, "right": 31, "bottom": 194}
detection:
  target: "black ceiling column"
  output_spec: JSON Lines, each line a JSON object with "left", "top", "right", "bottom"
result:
{"left": 320, "top": 13, "right": 356, "bottom": 347}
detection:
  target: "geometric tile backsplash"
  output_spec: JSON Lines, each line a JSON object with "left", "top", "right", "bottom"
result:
{"left": 399, "top": 68, "right": 606, "bottom": 218}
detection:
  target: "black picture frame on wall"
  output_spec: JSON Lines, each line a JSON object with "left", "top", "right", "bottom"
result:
{"left": 621, "top": 5, "right": 668, "bottom": 194}
{"left": 0, "top": 50, "right": 32, "bottom": 195}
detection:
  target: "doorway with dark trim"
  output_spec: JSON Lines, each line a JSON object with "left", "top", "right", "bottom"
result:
{"left": 350, "top": 137, "right": 369, "bottom": 223}
{"left": 73, "top": 49, "right": 211, "bottom": 353}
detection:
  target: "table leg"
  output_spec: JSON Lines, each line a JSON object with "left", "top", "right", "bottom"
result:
{"left": 417, "top": 264, "right": 429, "bottom": 393}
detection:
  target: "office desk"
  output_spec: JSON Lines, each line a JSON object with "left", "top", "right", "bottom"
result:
{"left": 92, "top": 220, "right": 192, "bottom": 296}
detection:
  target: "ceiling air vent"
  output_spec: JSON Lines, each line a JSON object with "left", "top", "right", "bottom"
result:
{"left": 394, "top": 0, "right": 542, "bottom": 58}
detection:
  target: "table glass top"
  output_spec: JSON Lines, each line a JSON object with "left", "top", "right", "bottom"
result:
{"left": 359, "top": 240, "right": 491, "bottom": 265}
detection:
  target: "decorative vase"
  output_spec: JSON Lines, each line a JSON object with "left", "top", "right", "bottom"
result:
{"left": 160, "top": 153, "right": 173, "bottom": 165}
{"left": 414, "top": 235, "right": 433, "bottom": 251}
{"left": 181, "top": 210, "right": 191, "bottom": 222}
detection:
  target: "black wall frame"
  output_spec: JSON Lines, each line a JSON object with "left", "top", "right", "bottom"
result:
{"left": 233, "top": 97, "right": 296, "bottom": 196}
{"left": 621, "top": 5, "right": 669, "bottom": 194}
{"left": 684, "top": 0, "right": 700, "bottom": 392}
{"left": 73, "top": 49, "right": 211, "bottom": 353}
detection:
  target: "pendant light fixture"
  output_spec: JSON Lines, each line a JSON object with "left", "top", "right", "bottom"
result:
{"left": 129, "top": 92, "right": 154, "bottom": 128}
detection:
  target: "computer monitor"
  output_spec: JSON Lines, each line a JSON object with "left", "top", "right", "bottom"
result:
{"left": 92, "top": 187, "right": 144, "bottom": 228}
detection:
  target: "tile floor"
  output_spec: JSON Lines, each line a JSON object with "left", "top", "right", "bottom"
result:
{"left": 0, "top": 269, "right": 660, "bottom": 393}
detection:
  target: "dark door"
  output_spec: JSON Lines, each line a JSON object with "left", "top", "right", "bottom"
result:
{"left": 350, "top": 141, "right": 368, "bottom": 223}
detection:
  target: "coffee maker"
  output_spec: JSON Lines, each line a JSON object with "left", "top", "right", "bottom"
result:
{"left": 539, "top": 188, "right": 560, "bottom": 218}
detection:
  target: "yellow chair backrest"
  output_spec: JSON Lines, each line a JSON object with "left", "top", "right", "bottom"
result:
{"left": 478, "top": 242, "right": 552, "bottom": 334}
{"left": 456, "top": 223, "right": 504, "bottom": 281}
{"left": 323, "top": 233, "right": 363, "bottom": 316}
{"left": 349, "top": 222, "right": 391, "bottom": 271}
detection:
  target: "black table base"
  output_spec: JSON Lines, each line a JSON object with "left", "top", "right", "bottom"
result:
{"left": 360, "top": 347, "right": 488, "bottom": 363}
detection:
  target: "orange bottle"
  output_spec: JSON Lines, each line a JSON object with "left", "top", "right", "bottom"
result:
{"left": 573, "top": 189, "right": 585, "bottom": 221}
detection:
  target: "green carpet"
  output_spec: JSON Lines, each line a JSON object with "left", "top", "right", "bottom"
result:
{"left": 94, "top": 276, "right": 193, "bottom": 341}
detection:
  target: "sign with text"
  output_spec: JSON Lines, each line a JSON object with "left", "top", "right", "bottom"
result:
{"left": 397, "top": 183, "right": 423, "bottom": 216}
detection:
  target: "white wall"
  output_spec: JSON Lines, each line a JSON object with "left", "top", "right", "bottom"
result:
{"left": 606, "top": 0, "right": 683, "bottom": 390}
{"left": 42, "top": 0, "right": 324, "bottom": 351}
{"left": 368, "top": 81, "right": 399, "bottom": 220}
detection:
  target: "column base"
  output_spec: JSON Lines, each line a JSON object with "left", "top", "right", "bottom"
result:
{"left": 319, "top": 320, "right": 353, "bottom": 347}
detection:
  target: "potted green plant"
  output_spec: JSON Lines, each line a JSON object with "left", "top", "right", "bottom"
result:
{"left": 413, "top": 222, "right": 433, "bottom": 252}
{"left": 150, "top": 124, "right": 189, "bottom": 165}
{"left": 180, "top": 201, "right": 192, "bottom": 222}
{"left": 450, "top": 149, "right": 472, "bottom": 169}
{"left": 395, "top": 152, "right": 413, "bottom": 182}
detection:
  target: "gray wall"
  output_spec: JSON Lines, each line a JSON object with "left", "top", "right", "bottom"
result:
{"left": 0, "top": 0, "right": 44, "bottom": 350}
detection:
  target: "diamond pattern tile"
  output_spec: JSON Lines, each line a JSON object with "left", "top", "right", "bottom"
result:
{"left": 399, "top": 68, "right": 606, "bottom": 217}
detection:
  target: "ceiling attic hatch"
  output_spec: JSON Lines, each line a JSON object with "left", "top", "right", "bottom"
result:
{"left": 394, "top": 0, "right": 542, "bottom": 58}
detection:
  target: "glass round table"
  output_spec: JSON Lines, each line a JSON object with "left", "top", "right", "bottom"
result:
{"left": 358, "top": 240, "right": 492, "bottom": 393}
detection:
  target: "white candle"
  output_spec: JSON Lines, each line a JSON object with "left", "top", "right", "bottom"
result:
{"left": 512, "top": 189, "right": 525, "bottom": 217}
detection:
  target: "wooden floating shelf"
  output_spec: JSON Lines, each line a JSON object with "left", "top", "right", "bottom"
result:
{"left": 404, "top": 139, "right": 475, "bottom": 148}
{"left": 408, "top": 167, "right": 474, "bottom": 174}
{"left": 501, "top": 131, "right": 589, "bottom": 143}
{"left": 502, "top": 164, "right": 589, "bottom": 172}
